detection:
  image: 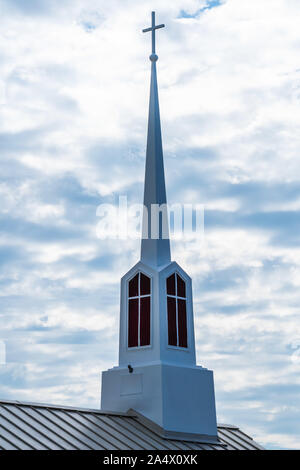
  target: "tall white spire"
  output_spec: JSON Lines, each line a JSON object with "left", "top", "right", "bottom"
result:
{"left": 141, "top": 11, "right": 171, "bottom": 267}
{"left": 101, "top": 12, "right": 218, "bottom": 442}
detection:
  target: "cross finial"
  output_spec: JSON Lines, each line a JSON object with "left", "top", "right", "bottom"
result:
{"left": 142, "top": 11, "right": 165, "bottom": 61}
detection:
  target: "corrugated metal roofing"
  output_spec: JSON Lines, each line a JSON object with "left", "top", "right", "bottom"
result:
{"left": 0, "top": 399, "right": 264, "bottom": 450}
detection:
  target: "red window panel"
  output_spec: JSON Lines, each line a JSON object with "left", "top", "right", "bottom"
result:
{"left": 178, "top": 299, "right": 187, "bottom": 348}
{"left": 140, "top": 273, "right": 150, "bottom": 296}
{"left": 167, "top": 296, "right": 177, "bottom": 346}
{"left": 128, "top": 298, "right": 139, "bottom": 347}
{"left": 166, "top": 273, "right": 176, "bottom": 296}
{"left": 140, "top": 297, "right": 150, "bottom": 346}
{"left": 177, "top": 274, "right": 186, "bottom": 298}
{"left": 129, "top": 273, "right": 139, "bottom": 298}
{"left": 166, "top": 273, "right": 188, "bottom": 348}
{"left": 128, "top": 272, "right": 151, "bottom": 348}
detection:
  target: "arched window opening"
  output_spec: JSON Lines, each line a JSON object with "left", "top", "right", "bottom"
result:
{"left": 128, "top": 272, "right": 151, "bottom": 348}
{"left": 166, "top": 273, "right": 187, "bottom": 348}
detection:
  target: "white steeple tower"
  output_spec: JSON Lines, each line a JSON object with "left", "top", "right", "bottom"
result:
{"left": 101, "top": 12, "right": 218, "bottom": 443}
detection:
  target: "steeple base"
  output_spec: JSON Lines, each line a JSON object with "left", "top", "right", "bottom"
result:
{"left": 101, "top": 362, "right": 218, "bottom": 439}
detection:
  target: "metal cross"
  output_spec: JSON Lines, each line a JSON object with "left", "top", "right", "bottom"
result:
{"left": 142, "top": 11, "right": 165, "bottom": 55}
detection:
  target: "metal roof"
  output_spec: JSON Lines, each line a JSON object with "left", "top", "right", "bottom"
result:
{"left": 0, "top": 399, "right": 264, "bottom": 450}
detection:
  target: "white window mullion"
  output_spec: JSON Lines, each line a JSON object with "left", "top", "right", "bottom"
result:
{"left": 138, "top": 273, "right": 141, "bottom": 347}
{"left": 175, "top": 274, "right": 179, "bottom": 347}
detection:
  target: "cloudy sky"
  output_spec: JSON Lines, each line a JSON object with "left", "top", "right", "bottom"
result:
{"left": 0, "top": 0, "right": 300, "bottom": 450}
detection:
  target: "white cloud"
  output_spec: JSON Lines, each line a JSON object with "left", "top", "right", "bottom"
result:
{"left": 0, "top": 0, "right": 300, "bottom": 449}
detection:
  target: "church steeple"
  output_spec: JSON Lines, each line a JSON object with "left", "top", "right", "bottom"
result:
{"left": 101, "top": 12, "right": 218, "bottom": 443}
{"left": 141, "top": 11, "right": 171, "bottom": 267}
